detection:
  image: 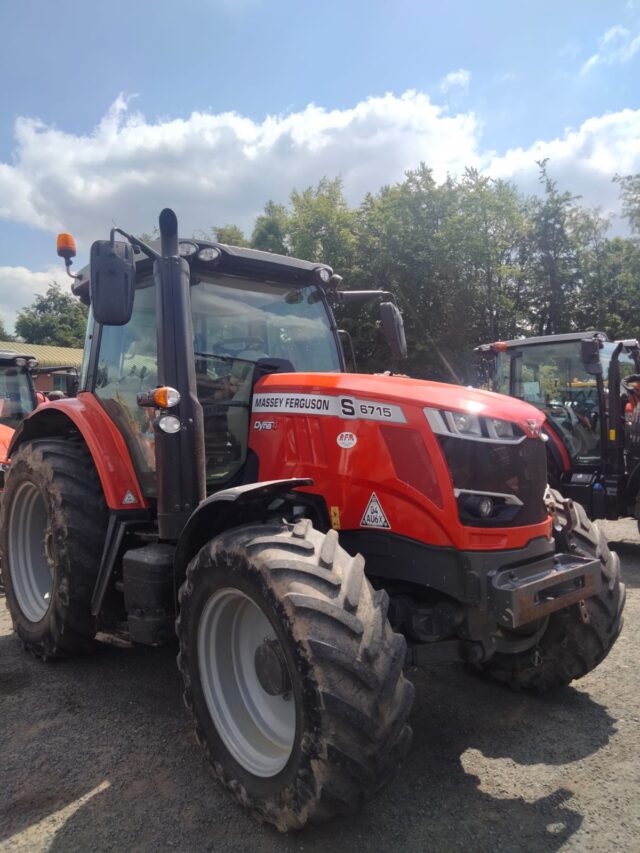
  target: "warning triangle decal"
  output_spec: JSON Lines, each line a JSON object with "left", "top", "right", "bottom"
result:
{"left": 360, "top": 492, "right": 391, "bottom": 529}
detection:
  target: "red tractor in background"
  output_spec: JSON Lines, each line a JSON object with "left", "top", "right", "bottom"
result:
{"left": 0, "top": 352, "right": 78, "bottom": 491}
{"left": 0, "top": 352, "right": 42, "bottom": 490}
{"left": 477, "top": 332, "right": 640, "bottom": 525}
{"left": 0, "top": 211, "right": 625, "bottom": 831}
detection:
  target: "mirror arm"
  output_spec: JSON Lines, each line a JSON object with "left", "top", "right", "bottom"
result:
{"left": 110, "top": 227, "right": 160, "bottom": 261}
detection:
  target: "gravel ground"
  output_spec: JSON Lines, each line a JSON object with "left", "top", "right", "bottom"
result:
{"left": 1, "top": 519, "right": 639, "bottom": 853}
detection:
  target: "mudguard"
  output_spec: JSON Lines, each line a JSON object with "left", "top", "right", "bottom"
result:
{"left": 7, "top": 393, "right": 147, "bottom": 511}
{"left": 174, "top": 478, "right": 313, "bottom": 579}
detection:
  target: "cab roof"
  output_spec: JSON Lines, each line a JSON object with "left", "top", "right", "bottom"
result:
{"left": 0, "top": 350, "right": 36, "bottom": 366}
{"left": 72, "top": 238, "right": 333, "bottom": 304}
{"left": 496, "top": 331, "right": 608, "bottom": 348}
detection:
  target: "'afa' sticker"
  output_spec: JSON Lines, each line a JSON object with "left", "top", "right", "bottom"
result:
{"left": 337, "top": 431, "right": 357, "bottom": 448}
{"left": 360, "top": 493, "right": 390, "bottom": 529}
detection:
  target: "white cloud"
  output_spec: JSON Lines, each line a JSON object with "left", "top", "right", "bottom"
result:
{"left": 0, "top": 91, "right": 481, "bottom": 245}
{"left": 1, "top": 92, "right": 640, "bottom": 331}
{"left": 439, "top": 69, "right": 471, "bottom": 93}
{"left": 581, "top": 25, "right": 640, "bottom": 74}
{"left": 488, "top": 109, "right": 640, "bottom": 225}
{"left": 0, "top": 266, "right": 63, "bottom": 333}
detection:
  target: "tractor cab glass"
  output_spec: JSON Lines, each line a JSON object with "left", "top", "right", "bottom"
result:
{"left": 496, "top": 341, "right": 602, "bottom": 465}
{"left": 93, "top": 273, "right": 340, "bottom": 495}
{"left": 0, "top": 367, "right": 36, "bottom": 429}
{"left": 494, "top": 341, "right": 637, "bottom": 467}
{"left": 600, "top": 342, "right": 636, "bottom": 384}
{"left": 191, "top": 274, "right": 340, "bottom": 489}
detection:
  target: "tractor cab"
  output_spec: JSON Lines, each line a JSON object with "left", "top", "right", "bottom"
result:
{"left": 477, "top": 332, "right": 640, "bottom": 519}
{"left": 65, "top": 220, "right": 406, "bottom": 521}
{"left": 0, "top": 352, "right": 38, "bottom": 486}
{"left": 0, "top": 352, "right": 38, "bottom": 429}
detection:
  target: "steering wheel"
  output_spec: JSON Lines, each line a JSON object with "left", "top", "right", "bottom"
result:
{"left": 216, "top": 337, "right": 268, "bottom": 356}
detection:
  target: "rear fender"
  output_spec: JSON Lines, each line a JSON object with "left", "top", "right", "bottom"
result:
{"left": 173, "top": 478, "right": 314, "bottom": 588}
{"left": 8, "top": 392, "right": 147, "bottom": 511}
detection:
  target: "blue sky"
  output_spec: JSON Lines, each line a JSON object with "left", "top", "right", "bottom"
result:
{"left": 1, "top": 0, "right": 639, "bottom": 329}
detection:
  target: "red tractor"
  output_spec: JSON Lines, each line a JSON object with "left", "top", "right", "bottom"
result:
{"left": 0, "top": 352, "right": 78, "bottom": 492}
{"left": 0, "top": 211, "right": 625, "bottom": 830}
{"left": 0, "top": 352, "right": 41, "bottom": 489}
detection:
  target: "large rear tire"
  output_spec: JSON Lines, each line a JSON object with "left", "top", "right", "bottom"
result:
{"left": 0, "top": 438, "right": 107, "bottom": 658}
{"left": 176, "top": 519, "right": 414, "bottom": 831}
{"left": 477, "top": 489, "right": 625, "bottom": 691}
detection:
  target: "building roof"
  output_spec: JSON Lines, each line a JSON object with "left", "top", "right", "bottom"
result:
{"left": 0, "top": 341, "right": 83, "bottom": 369}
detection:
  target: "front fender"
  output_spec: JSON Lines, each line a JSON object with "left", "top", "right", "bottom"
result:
{"left": 7, "top": 393, "right": 147, "bottom": 511}
{"left": 174, "top": 478, "right": 313, "bottom": 582}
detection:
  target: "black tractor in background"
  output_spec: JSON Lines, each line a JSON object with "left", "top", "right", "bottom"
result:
{"left": 477, "top": 332, "right": 640, "bottom": 524}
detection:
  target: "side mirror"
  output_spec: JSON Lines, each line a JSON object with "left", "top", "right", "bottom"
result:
{"left": 64, "top": 373, "right": 79, "bottom": 398}
{"left": 90, "top": 240, "right": 135, "bottom": 326}
{"left": 380, "top": 302, "right": 408, "bottom": 360}
{"left": 581, "top": 338, "right": 603, "bottom": 376}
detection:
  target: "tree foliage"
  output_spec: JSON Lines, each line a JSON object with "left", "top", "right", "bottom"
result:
{"left": 615, "top": 172, "right": 640, "bottom": 236}
{"left": 211, "top": 224, "right": 249, "bottom": 246}
{"left": 198, "top": 164, "right": 640, "bottom": 381}
{"left": 15, "top": 283, "right": 88, "bottom": 348}
{"left": 0, "top": 317, "right": 14, "bottom": 342}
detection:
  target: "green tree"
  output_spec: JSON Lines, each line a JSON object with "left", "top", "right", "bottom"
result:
{"left": 444, "top": 169, "right": 526, "bottom": 343}
{"left": 212, "top": 224, "right": 248, "bottom": 246}
{"left": 615, "top": 172, "right": 640, "bottom": 236}
{"left": 192, "top": 162, "right": 640, "bottom": 378}
{"left": 523, "top": 161, "right": 581, "bottom": 334}
{"left": 288, "top": 177, "right": 356, "bottom": 271}
{"left": 15, "top": 283, "right": 88, "bottom": 348}
{"left": 250, "top": 201, "right": 289, "bottom": 254}
{"left": 0, "top": 317, "right": 15, "bottom": 341}
{"left": 350, "top": 165, "right": 468, "bottom": 379}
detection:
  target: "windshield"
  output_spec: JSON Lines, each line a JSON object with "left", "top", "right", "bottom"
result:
{"left": 0, "top": 367, "right": 35, "bottom": 429}
{"left": 190, "top": 275, "right": 341, "bottom": 373}
{"left": 495, "top": 341, "right": 637, "bottom": 467}
{"left": 496, "top": 342, "right": 602, "bottom": 465}
{"left": 191, "top": 275, "right": 340, "bottom": 486}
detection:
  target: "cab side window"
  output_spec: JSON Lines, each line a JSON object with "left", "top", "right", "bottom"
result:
{"left": 93, "top": 283, "right": 157, "bottom": 495}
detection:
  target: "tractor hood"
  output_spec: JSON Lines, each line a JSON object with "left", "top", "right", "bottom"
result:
{"left": 252, "top": 372, "right": 545, "bottom": 437}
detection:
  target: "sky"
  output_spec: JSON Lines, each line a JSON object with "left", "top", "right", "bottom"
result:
{"left": 0, "top": 0, "right": 639, "bottom": 331}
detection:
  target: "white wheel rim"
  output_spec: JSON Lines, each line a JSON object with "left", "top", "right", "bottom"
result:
{"left": 8, "top": 481, "right": 53, "bottom": 623}
{"left": 197, "top": 587, "right": 296, "bottom": 777}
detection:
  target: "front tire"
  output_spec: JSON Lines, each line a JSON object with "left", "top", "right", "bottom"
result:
{"left": 477, "top": 489, "right": 625, "bottom": 691}
{"left": 0, "top": 438, "right": 107, "bottom": 658}
{"left": 176, "top": 519, "right": 414, "bottom": 831}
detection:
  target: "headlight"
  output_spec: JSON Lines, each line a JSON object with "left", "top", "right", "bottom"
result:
{"left": 197, "top": 247, "right": 221, "bottom": 263}
{"left": 489, "top": 418, "right": 515, "bottom": 439}
{"left": 178, "top": 241, "right": 198, "bottom": 258}
{"left": 449, "top": 411, "right": 482, "bottom": 436}
{"left": 424, "top": 407, "right": 524, "bottom": 443}
{"left": 157, "top": 415, "right": 181, "bottom": 434}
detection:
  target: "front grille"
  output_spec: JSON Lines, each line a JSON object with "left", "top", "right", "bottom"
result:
{"left": 438, "top": 436, "right": 548, "bottom": 527}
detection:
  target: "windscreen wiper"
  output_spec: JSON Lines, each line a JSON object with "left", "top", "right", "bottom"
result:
{"left": 194, "top": 352, "right": 278, "bottom": 367}
{"left": 194, "top": 350, "right": 258, "bottom": 367}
